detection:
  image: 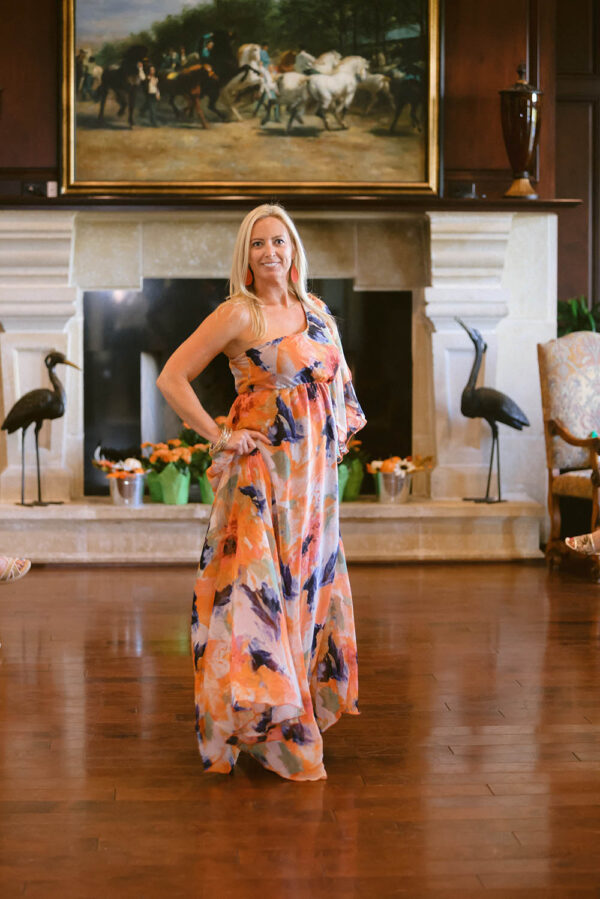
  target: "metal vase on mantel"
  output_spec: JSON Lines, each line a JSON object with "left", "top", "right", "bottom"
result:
{"left": 499, "top": 63, "right": 543, "bottom": 199}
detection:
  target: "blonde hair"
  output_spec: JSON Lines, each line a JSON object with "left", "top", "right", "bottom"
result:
{"left": 226, "top": 203, "right": 335, "bottom": 339}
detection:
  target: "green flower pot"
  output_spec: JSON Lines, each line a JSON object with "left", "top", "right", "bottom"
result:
{"left": 343, "top": 457, "right": 364, "bottom": 501}
{"left": 337, "top": 463, "right": 350, "bottom": 502}
{"left": 146, "top": 470, "right": 163, "bottom": 503}
{"left": 157, "top": 463, "right": 190, "bottom": 505}
{"left": 198, "top": 471, "right": 215, "bottom": 504}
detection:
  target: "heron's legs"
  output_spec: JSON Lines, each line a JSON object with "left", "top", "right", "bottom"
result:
{"left": 34, "top": 422, "right": 43, "bottom": 504}
{"left": 464, "top": 422, "right": 504, "bottom": 503}
{"left": 483, "top": 422, "right": 502, "bottom": 502}
{"left": 20, "top": 427, "right": 27, "bottom": 505}
{"left": 496, "top": 429, "right": 502, "bottom": 502}
{"left": 484, "top": 423, "right": 497, "bottom": 500}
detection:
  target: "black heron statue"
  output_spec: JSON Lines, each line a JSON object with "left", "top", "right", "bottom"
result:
{"left": 1, "top": 350, "right": 80, "bottom": 506}
{"left": 456, "top": 318, "right": 529, "bottom": 502}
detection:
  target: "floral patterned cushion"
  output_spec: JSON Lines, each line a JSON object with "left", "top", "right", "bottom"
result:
{"left": 552, "top": 470, "right": 595, "bottom": 499}
{"left": 538, "top": 331, "right": 600, "bottom": 470}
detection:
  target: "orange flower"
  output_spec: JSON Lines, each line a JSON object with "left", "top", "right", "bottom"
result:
{"left": 168, "top": 438, "right": 182, "bottom": 447}
{"left": 140, "top": 441, "right": 154, "bottom": 448}
{"left": 380, "top": 459, "right": 398, "bottom": 473}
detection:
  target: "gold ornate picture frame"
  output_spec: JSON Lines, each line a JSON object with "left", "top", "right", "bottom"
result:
{"left": 62, "top": 0, "right": 440, "bottom": 197}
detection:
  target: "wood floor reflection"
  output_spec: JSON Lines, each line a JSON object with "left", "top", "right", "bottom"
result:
{"left": 1, "top": 562, "right": 600, "bottom": 897}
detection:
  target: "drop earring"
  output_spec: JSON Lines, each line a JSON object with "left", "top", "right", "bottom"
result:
{"left": 245, "top": 267, "right": 253, "bottom": 286}
{"left": 290, "top": 263, "right": 299, "bottom": 284}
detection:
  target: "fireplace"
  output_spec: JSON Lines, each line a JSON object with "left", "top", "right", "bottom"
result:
{"left": 83, "top": 278, "right": 412, "bottom": 495}
{"left": 0, "top": 207, "right": 556, "bottom": 560}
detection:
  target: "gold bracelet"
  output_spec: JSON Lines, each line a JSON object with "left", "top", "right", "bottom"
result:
{"left": 209, "top": 424, "right": 232, "bottom": 456}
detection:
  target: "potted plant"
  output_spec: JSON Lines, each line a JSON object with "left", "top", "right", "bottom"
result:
{"left": 141, "top": 418, "right": 225, "bottom": 505}
{"left": 179, "top": 422, "right": 217, "bottom": 504}
{"left": 141, "top": 440, "right": 194, "bottom": 504}
{"left": 92, "top": 451, "right": 146, "bottom": 507}
{"left": 339, "top": 438, "right": 369, "bottom": 501}
{"left": 367, "top": 455, "right": 434, "bottom": 503}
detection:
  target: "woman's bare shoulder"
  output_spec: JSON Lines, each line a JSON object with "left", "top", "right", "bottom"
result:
{"left": 209, "top": 297, "right": 252, "bottom": 333}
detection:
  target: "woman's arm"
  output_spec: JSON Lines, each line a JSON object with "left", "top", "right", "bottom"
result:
{"left": 156, "top": 302, "right": 268, "bottom": 453}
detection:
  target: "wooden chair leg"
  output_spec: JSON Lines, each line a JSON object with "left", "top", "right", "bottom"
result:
{"left": 548, "top": 486, "right": 561, "bottom": 542}
{"left": 545, "top": 481, "right": 568, "bottom": 569}
{"left": 591, "top": 485, "right": 599, "bottom": 533}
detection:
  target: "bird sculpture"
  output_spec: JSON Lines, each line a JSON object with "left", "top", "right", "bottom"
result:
{"left": 456, "top": 318, "right": 529, "bottom": 502}
{"left": 1, "top": 351, "right": 80, "bottom": 505}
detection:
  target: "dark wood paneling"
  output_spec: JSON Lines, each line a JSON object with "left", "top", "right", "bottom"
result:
{"left": 555, "top": 0, "right": 600, "bottom": 302}
{"left": 0, "top": 0, "right": 59, "bottom": 170}
{"left": 556, "top": 101, "right": 594, "bottom": 299}
{"left": 534, "top": 0, "right": 557, "bottom": 196}
{"left": 556, "top": 0, "right": 598, "bottom": 75}
{"left": 443, "top": 0, "right": 555, "bottom": 198}
{"left": 444, "top": 0, "right": 529, "bottom": 173}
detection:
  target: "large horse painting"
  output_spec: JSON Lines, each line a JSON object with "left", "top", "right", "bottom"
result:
{"left": 63, "top": 0, "right": 440, "bottom": 196}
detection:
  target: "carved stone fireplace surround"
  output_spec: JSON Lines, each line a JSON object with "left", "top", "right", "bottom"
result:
{"left": 0, "top": 207, "right": 557, "bottom": 562}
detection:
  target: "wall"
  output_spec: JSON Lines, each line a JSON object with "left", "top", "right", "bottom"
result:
{"left": 443, "top": 0, "right": 555, "bottom": 199}
{"left": 555, "top": 0, "right": 600, "bottom": 302}
{"left": 0, "top": 0, "right": 556, "bottom": 201}
{"left": 0, "top": 0, "right": 59, "bottom": 187}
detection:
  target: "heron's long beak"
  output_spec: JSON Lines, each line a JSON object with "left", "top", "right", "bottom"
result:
{"left": 455, "top": 317, "right": 476, "bottom": 343}
{"left": 63, "top": 359, "right": 81, "bottom": 371}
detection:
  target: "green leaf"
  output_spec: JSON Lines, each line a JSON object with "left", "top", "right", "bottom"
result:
{"left": 557, "top": 296, "right": 597, "bottom": 337}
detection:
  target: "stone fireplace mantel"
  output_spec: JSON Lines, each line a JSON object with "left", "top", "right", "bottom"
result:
{"left": 0, "top": 206, "right": 557, "bottom": 560}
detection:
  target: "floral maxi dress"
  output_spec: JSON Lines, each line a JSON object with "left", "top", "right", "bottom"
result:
{"left": 191, "top": 299, "right": 366, "bottom": 781}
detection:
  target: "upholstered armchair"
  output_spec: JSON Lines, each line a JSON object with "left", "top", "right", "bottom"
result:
{"left": 537, "top": 331, "right": 600, "bottom": 565}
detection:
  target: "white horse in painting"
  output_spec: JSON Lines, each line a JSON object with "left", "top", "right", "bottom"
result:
{"left": 312, "top": 50, "right": 342, "bottom": 73}
{"left": 263, "top": 71, "right": 309, "bottom": 129}
{"left": 263, "top": 55, "right": 371, "bottom": 132}
{"left": 354, "top": 73, "right": 393, "bottom": 115}
{"left": 293, "top": 49, "right": 342, "bottom": 74}
{"left": 217, "top": 44, "right": 272, "bottom": 121}
{"left": 237, "top": 43, "right": 261, "bottom": 67}
{"left": 304, "top": 56, "right": 369, "bottom": 129}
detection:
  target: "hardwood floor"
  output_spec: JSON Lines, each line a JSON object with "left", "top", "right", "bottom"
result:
{"left": 1, "top": 561, "right": 599, "bottom": 897}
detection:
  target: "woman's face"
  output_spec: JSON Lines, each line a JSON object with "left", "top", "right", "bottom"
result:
{"left": 248, "top": 216, "right": 294, "bottom": 283}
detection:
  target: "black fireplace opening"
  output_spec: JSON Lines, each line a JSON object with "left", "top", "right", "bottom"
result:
{"left": 83, "top": 279, "right": 412, "bottom": 495}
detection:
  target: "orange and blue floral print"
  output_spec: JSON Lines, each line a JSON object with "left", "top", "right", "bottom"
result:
{"left": 191, "top": 298, "right": 366, "bottom": 781}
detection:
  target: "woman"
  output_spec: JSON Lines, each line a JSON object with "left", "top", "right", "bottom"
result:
{"left": 157, "top": 204, "right": 365, "bottom": 781}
